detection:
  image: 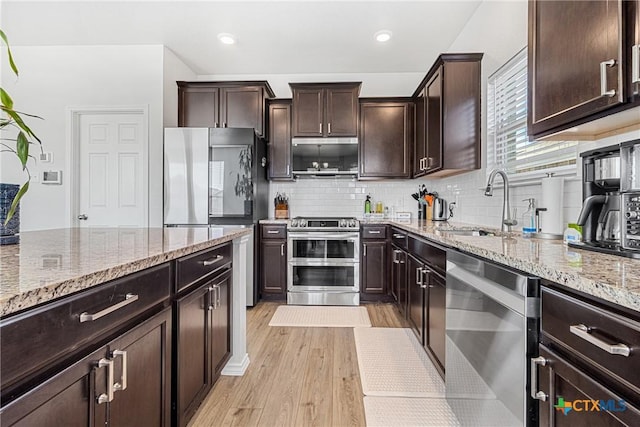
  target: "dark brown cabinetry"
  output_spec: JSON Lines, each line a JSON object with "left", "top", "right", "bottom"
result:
{"left": 390, "top": 228, "right": 409, "bottom": 317}
{"left": 267, "top": 99, "right": 293, "bottom": 180}
{"left": 528, "top": 0, "right": 640, "bottom": 138}
{"left": 360, "top": 225, "right": 389, "bottom": 300}
{"left": 177, "top": 81, "right": 274, "bottom": 136}
{"left": 1, "top": 308, "right": 172, "bottom": 427}
{"left": 406, "top": 236, "right": 446, "bottom": 376}
{"left": 359, "top": 99, "right": 413, "bottom": 179}
{"left": 534, "top": 285, "right": 640, "bottom": 425}
{"left": 290, "top": 83, "right": 360, "bottom": 137}
{"left": 174, "top": 266, "right": 231, "bottom": 427}
{"left": 260, "top": 224, "right": 287, "bottom": 298}
{"left": 412, "top": 53, "right": 482, "bottom": 178}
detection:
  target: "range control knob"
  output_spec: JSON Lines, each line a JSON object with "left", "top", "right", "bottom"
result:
{"left": 627, "top": 211, "right": 639, "bottom": 219}
{"left": 339, "top": 219, "right": 347, "bottom": 228}
{"left": 299, "top": 221, "right": 306, "bottom": 227}
{"left": 290, "top": 219, "right": 298, "bottom": 227}
{"left": 349, "top": 219, "right": 357, "bottom": 228}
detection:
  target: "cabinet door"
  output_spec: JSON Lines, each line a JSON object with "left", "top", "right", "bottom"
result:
{"left": 107, "top": 308, "right": 171, "bottom": 427}
{"left": 537, "top": 345, "right": 640, "bottom": 426}
{"left": 220, "top": 86, "right": 265, "bottom": 135}
{"left": 175, "top": 285, "right": 210, "bottom": 426}
{"left": 632, "top": 0, "right": 640, "bottom": 101}
{"left": 413, "top": 87, "right": 427, "bottom": 177}
{"left": 359, "top": 102, "right": 411, "bottom": 178}
{"left": 529, "top": 0, "right": 624, "bottom": 137}
{"left": 361, "top": 240, "right": 387, "bottom": 294}
{"left": 210, "top": 273, "right": 231, "bottom": 380}
{"left": 0, "top": 347, "right": 105, "bottom": 427}
{"left": 179, "top": 86, "right": 220, "bottom": 127}
{"left": 260, "top": 240, "right": 287, "bottom": 295}
{"left": 425, "top": 68, "right": 442, "bottom": 173}
{"left": 268, "top": 101, "right": 293, "bottom": 180}
{"left": 326, "top": 87, "right": 358, "bottom": 136}
{"left": 426, "top": 273, "right": 445, "bottom": 371}
{"left": 407, "top": 255, "right": 425, "bottom": 344}
{"left": 292, "top": 88, "right": 324, "bottom": 137}
{"left": 392, "top": 248, "right": 408, "bottom": 317}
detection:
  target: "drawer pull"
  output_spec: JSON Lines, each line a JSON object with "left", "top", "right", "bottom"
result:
{"left": 80, "top": 294, "right": 139, "bottom": 323}
{"left": 530, "top": 356, "right": 548, "bottom": 401}
{"left": 97, "top": 358, "right": 114, "bottom": 404}
{"left": 393, "top": 234, "right": 404, "bottom": 239}
{"left": 570, "top": 324, "right": 631, "bottom": 357}
{"left": 112, "top": 350, "right": 128, "bottom": 392}
{"left": 367, "top": 230, "right": 381, "bottom": 234}
{"left": 266, "top": 230, "right": 281, "bottom": 234}
{"left": 202, "top": 255, "right": 224, "bottom": 266}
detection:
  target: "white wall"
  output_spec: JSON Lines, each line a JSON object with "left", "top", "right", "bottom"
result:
{"left": 163, "top": 47, "right": 197, "bottom": 127}
{"left": 1, "top": 45, "right": 164, "bottom": 231}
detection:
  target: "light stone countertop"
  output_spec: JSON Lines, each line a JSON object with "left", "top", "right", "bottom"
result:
{"left": 0, "top": 226, "right": 251, "bottom": 317}
{"left": 380, "top": 219, "right": 640, "bottom": 313}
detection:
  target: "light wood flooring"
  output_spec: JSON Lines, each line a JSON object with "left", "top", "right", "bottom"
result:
{"left": 188, "top": 302, "right": 409, "bottom": 427}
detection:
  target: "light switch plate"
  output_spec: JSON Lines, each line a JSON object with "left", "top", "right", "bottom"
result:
{"left": 42, "top": 170, "right": 62, "bottom": 184}
{"left": 39, "top": 152, "right": 53, "bottom": 163}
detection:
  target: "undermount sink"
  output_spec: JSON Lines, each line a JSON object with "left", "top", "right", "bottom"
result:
{"left": 435, "top": 228, "right": 496, "bottom": 237}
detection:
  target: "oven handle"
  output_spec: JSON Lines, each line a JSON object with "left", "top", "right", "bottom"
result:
{"left": 287, "top": 232, "right": 360, "bottom": 240}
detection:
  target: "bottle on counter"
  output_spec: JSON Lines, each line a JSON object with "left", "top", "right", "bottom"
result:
{"left": 364, "top": 195, "right": 372, "bottom": 214}
{"left": 521, "top": 198, "right": 536, "bottom": 237}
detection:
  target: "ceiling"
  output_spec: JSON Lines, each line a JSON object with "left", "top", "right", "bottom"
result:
{"left": 1, "top": 1, "right": 483, "bottom": 76}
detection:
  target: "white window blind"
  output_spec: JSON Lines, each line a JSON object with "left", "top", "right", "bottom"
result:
{"left": 487, "top": 47, "right": 577, "bottom": 180}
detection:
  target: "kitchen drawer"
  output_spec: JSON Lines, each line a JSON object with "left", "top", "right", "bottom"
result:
{"left": 261, "top": 224, "right": 286, "bottom": 239}
{"left": 541, "top": 287, "right": 640, "bottom": 397}
{"left": 175, "top": 243, "right": 232, "bottom": 293}
{"left": 0, "top": 263, "right": 171, "bottom": 403}
{"left": 408, "top": 236, "right": 446, "bottom": 276}
{"left": 390, "top": 228, "right": 407, "bottom": 250}
{"left": 362, "top": 225, "right": 387, "bottom": 239}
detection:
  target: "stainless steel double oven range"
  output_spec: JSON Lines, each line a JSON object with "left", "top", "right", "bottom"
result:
{"left": 287, "top": 217, "right": 360, "bottom": 306}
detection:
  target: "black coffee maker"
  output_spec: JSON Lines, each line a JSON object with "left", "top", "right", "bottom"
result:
{"left": 570, "top": 144, "right": 638, "bottom": 257}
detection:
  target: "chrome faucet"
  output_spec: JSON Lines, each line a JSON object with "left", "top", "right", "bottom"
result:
{"left": 485, "top": 169, "right": 518, "bottom": 232}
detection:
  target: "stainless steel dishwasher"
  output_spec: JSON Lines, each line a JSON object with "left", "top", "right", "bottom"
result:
{"left": 446, "top": 250, "right": 540, "bottom": 426}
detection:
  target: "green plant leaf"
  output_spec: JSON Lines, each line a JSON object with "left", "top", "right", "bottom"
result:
{"left": 0, "top": 29, "right": 19, "bottom": 76}
{"left": 4, "top": 180, "right": 28, "bottom": 226}
{"left": 0, "top": 88, "right": 13, "bottom": 109}
{"left": 16, "top": 131, "right": 29, "bottom": 169}
{"left": 4, "top": 108, "right": 41, "bottom": 143}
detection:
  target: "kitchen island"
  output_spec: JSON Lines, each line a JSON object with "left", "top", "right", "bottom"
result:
{"left": 0, "top": 226, "right": 252, "bottom": 426}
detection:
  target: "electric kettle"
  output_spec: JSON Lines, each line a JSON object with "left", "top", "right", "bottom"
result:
{"left": 432, "top": 197, "right": 455, "bottom": 221}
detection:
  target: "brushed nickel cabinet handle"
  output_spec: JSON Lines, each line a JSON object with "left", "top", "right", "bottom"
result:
{"left": 112, "top": 350, "right": 128, "bottom": 392}
{"left": 393, "top": 233, "right": 404, "bottom": 238}
{"left": 600, "top": 59, "right": 617, "bottom": 97}
{"left": 202, "top": 255, "right": 223, "bottom": 266}
{"left": 530, "top": 356, "right": 547, "bottom": 401}
{"left": 97, "top": 358, "right": 114, "bottom": 404}
{"left": 633, "top": 45, "right": 640, "bottom": 84}
{"left": 416, "top": 267, "right": 423, "bottom": 286}
{"left": 328, "top": 122, "right": 332, "bottom": 134}
{"left": 570, "top": 324, "right": 630, "bottom": 356}
{"left": 267, "top": 230, "right": 280, "bottom": 234}
{"left": 80, "top": 294, "right": 138, "bottom": 322}
{"left": 368, "top": 230, "right": 381, "bottom": 234}
{"left": 280, "top": 243, "right": 285, "bottom": 257}
{"left": 319, "top": 123, "right": 322, "bottom": 134}
{"left": 363, "top": 244, "right": 367, "bottom": 257}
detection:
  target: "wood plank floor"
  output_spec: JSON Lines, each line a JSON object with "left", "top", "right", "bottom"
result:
{"left": 188, "top": 302, "right": 409, "bottom": 427}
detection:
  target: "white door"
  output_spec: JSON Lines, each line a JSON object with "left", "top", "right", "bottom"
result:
{"left": 77, "top": 112, "right": 147, "bottom": 227}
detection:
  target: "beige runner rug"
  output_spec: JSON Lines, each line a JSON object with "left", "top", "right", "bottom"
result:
{"left": 268, "top": 305, "right": 371, "bottom": 327}
{"left": 363, "top": 396, "right": 460, "bottom": 426}
{"left": 354, "top": 328, "right": 445, "bottom": 397}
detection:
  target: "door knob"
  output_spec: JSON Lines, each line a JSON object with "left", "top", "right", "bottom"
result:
{"left": 78, "top": 214, "right": 88, "bottom": 220}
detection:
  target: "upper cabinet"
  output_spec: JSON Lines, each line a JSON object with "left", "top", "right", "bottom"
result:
{"left": 528, "top": 0, "right": 640, "bottom": 139}
{"left": 177, "top": 81, "right": 275, "bottom": 137}
{"left": 290, "top": 83, "right": 361, "bottom": 138}
{"left": 359, "top": 99, "right": 413, "bottom": 179}
{"left": 412, "top": 53, "right": 482, "bottom": 178}
{"left": 267, "top": 99, "right": 293, "bottom": 181}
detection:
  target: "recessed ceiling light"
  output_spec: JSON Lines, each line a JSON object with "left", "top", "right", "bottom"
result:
{"left": 217, "top": 33, "right": 236, "bottom": 45}
{"left": 374, "top": 30, "right": 392, "bottom": 43}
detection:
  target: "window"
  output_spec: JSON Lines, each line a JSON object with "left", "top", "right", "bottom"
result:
{"left": 487, "top": 47, "right": 577, "bottom": 180}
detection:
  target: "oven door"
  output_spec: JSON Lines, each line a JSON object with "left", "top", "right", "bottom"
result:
{"left": 288, "top": 261, "right": 359, "bottom": 293}
{"left": 288, "top": 232, "right": 359, "bottom": 262}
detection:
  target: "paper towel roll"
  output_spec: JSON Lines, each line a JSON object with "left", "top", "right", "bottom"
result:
{"left": 540, "top": 175, "right": 564, "bottom": 235}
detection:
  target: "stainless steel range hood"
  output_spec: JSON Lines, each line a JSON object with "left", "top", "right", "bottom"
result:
{"left": 291, "top": 137, "right": 358, "bottom": 177}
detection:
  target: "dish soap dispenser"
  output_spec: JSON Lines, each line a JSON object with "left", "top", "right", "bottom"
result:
{"left": 364, "top": 195, "right": 372, "bottom": 214}
{"left": 521, "top": 198, "right": 536, "bottom": 237}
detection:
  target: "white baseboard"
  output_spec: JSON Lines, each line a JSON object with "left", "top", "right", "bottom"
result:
{"left": 221, "top": 353, "right": 250, "bottom": 376}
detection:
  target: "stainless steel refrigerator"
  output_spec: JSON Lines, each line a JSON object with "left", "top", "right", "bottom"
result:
{"left": 164, "top": 127, "right": 268, "bottom": 305}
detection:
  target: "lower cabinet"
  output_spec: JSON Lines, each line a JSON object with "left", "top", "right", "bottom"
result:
{"left": 391, "top": 247, "right": 408, "bottom": 317}
{"left": 260, "top": 224, "right": 287, "bottom": 298}
{"left": 174, "top": 270, "right": 230, "bottom": 427}
{"left": 0, "top": 307, "right": 172, "bottom": 427}
{"left": 426, "top": 271, "right": 445, "bottom": 372}
{"left": 361, "top": 225, "right": 390, "bottom": 301}
{"left": 408, "top": 254, "right": 426, "bottom": 342}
